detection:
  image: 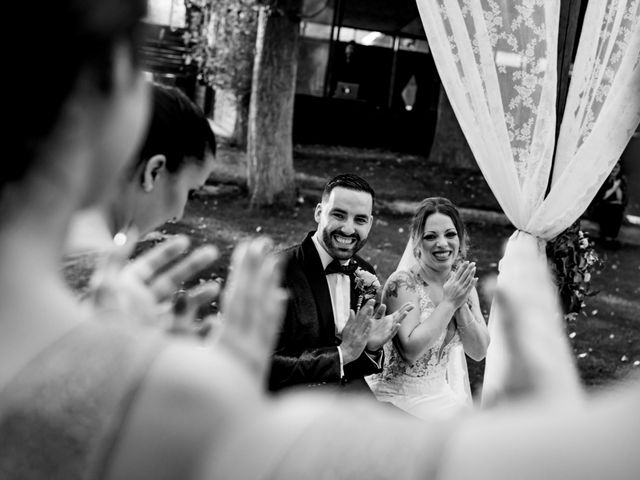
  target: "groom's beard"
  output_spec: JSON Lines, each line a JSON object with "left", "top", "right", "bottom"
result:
{"left": 321, "top": 228, "right": 367, "bottom": 261}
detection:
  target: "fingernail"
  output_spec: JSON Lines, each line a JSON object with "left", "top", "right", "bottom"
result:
{"left": 173, "top": 290, "right": 188, "bottom": 315}
{"left": 170, "top": 234, "right": 190, "bottom": 249}
{"left": 198, "top": 245, "right": 219, "bottom": 261}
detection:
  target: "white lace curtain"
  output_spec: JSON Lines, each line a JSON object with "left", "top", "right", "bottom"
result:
{"left": 415, "top": 0, "right": 640, "bottom": 405}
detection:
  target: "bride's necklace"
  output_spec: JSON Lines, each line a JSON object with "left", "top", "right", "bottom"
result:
{"left": 415, "top": 263, "right": 448, "bottom": 287}
{"left": 418, "top": 251, "right": 456, "bottom": 282}
{"left": 411, "top": 265, "right": 429, "bottom": 287}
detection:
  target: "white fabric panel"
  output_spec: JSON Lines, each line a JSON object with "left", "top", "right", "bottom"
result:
{"left": 413, "top": 0, "right": 640, "bottom": 407}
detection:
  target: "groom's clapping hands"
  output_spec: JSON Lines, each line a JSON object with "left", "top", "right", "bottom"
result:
{"left": 365, "top": 301, "right": 414, "bottom": 351}
{"left": 340, "top": 299, "right": 414, "bottom": 363}
{"left": 340, "top": 300, "right": 374, "bottom": 364}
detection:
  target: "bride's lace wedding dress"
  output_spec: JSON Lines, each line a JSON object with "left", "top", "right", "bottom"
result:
{"left": 367, "top": 274, "right": 472, "bottom": 420}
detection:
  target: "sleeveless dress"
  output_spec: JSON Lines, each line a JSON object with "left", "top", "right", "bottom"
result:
{"left": 0, "top": 321, "right": 164, "bottom": 479}
{"left": 367, "top": 278, "right": 472, "bottom": 420}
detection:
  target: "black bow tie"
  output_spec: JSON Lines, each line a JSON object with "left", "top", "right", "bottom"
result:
{"left": 325, "top": 260, "right": 357, "bottom": 276}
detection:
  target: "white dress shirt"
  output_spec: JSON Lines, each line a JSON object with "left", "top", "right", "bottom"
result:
{"left": 311, "top": 234, "right": 382, "bottom": 378}
{"left": 311, "top": 234, "right": 352, "bottom": 335}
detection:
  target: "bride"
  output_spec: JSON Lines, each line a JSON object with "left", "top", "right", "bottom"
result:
{"left": 367, "top": 197, "right": 490, "bottom": 419}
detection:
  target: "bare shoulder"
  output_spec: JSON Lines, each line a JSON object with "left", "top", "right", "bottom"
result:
{"left": 146, "top": 340, "right": 259, "bottom": 406}
{"left": 104, "top": 340, "right": 260, "bottom": 480}
{"left": 382, "top": 270, "right": 419, "bottom": 299}
{"left": 381, "top": 270, "right": 421, "bottom": 313}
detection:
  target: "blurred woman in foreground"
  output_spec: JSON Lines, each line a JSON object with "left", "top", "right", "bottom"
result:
{"left": 1, "top": 1, "right": 638, "bottom": 479}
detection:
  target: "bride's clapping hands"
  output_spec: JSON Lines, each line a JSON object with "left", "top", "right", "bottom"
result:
{"left": 216, "top": 237, "right": 288, "bottom": 383}
{"left": 442, "top": 261, "right": 477, "bottom": 309}
{"left": 445, "top": 261, "right": 488, "bottom": 361}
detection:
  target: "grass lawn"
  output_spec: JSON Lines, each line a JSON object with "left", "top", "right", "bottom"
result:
{"left": 141, "top": 144, "right": 640, "bottom": 393}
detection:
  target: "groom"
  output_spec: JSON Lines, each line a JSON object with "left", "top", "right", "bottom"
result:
{"left": 268, "top": 174, "right": 412, "bottom": 394}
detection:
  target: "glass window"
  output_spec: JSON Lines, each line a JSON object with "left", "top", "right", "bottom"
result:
{"left": 300, "top": 21, "right": 332, "bottom": 40}
{"left": 297, "top": 37, "right": 329, "bottom": 96}
{"left": 399, "top": 38, "right": 430, "bottom": 53}
{"left": 300, "top": 22, "right": 395, "bottom": 49}
{"left": 339, "top": 28, "right": 393, "bottom": 48}
{"left": 146, "top": 0, "right": 186, "bottom": 28}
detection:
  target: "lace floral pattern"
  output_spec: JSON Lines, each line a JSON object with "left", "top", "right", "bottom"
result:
{"left": 371, "top": 275, "right": 461, "bottom": 392}
{"left": 534, "top": 0, "right": 639, "bottom": 239}
{"left": 439, "top": 0, "right": 552, "bottom": 188}
{"left": 415, "top": 0, "right": 640, "bottom": 404}
{"left": 576, "top": 1, "right": 638, "bottom": 144}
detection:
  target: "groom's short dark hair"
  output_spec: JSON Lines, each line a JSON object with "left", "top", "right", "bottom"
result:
{"left": 321, "top": 174, "right": 375, "bottom": 205}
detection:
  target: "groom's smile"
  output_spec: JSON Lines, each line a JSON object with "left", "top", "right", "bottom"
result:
{"left": 323, "top": 227, "right": 364, "bottom": 259}
{"left": 333, "top": 232, "right": 358, "bottom": 247}
{"left": 314, "top": 186, "right": 373, "bottom": 261}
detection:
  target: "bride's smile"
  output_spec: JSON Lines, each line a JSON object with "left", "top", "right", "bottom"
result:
{"left": 432, "top": 250, "right": 453, "bottom": 261}
{"left": 419, "top": 212, "right": 460, "bottom": 272}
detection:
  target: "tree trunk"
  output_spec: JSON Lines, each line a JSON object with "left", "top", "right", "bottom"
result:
{"left": 209, "top": 0, "right": 259, "bottom": 150}
{"left": 247, "top": 5, "right": 298, "bottom": 207}
{"left": 428, "top": 86, "right": 478, "bottom": 170}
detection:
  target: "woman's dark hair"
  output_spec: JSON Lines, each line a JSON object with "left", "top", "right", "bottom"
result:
{"left": 6, "top": 0, "right": 147, "bottom": 190}
{"left": 321, "top": 174, "right": 375, "bottom": 205}
{"left": 132, "top": 84, "right": 216, "bottom": 177}
{"left": 410, "top": 197, "right": 469, "bottom": 259}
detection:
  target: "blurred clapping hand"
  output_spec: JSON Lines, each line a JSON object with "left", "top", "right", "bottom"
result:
{"left": 85, "top": 233, "right": 220, "bottom": 338}
{"left": 214, "top": 237, "right": 288, "bottom": 385}
{"left": 85, "top": 233, "right": 288, "bottom": 387}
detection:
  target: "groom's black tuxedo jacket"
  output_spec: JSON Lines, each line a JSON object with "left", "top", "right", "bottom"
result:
{"left": 268, "top": 232, "right": 383, "bottom": 394}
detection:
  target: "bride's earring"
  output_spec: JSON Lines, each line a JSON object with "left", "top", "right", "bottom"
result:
{"left": 413, "top": 248, "right": 422, "bottom": 260}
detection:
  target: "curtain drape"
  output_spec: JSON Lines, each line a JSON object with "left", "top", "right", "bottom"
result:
{"left": 415, "top": 0, "right": 640, "bottom": 406}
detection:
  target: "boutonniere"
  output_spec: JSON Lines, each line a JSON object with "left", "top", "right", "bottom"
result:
{"left": 354, "top": 267, "right": 381, "bottom": 312}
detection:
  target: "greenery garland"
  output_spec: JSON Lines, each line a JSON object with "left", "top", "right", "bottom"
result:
{"left": 183, "top": 0, "right": 288, "bottom": 90}
{"left": 183, "top": 0, "right": 213, "bottom": 85}
{"left": 546, "top": 221, "right": 603, "bottom": 322}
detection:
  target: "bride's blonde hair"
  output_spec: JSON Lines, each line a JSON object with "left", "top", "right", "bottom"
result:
{"left": 410, "top": 197, "right": 469, "bottom": 263}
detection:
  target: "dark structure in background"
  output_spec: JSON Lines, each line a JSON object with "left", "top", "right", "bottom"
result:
{"left": 620, "top": 126, "right": 640, "bottom": 217}
{"left": 139, "top": 0, "right": 441, "bottom": 155}
{"left": 139, "top": 23, "right": 198, "bottom": 100}
{"left": 139, "top": 0, "right": 638, "bottom": 216}
{"left": 293, "top": 0, "right": 440, "bottom": 154}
